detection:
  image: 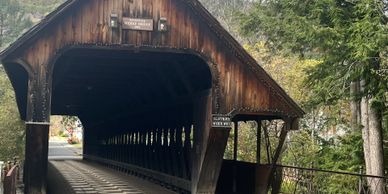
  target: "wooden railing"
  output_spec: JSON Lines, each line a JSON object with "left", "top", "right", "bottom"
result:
{"left": 3, "top": 165, "right": 18, "bottom": 194}
{"left": 84, "top": 154, "right": 191, "bottom": 192}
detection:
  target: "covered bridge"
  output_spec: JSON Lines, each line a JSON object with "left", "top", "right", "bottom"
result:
{"left": 0, "top": 0, "right": 304, "bottom": 193}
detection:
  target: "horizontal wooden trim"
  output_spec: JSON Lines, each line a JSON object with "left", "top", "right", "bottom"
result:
{"left": 25, "top": 122, "right": 51, "bottom": 125}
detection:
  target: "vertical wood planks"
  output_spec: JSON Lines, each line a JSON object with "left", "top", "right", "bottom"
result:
{"left": 12, "top": 0, "right": 299, "bottom": 117}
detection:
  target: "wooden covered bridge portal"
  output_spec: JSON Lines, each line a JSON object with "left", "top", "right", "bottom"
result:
{"left": 0, "top": 0, "right": 304, "bottom": 193}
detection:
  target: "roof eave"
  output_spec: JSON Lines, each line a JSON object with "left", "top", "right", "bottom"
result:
{"left": 0, "top": 0, "right": 305, "bottom": 118}
{"left": 187, "top": 0, "right": 305, "bottom": 117}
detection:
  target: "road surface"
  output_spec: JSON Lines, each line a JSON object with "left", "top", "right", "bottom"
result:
{"left": 47, "top": 139, "right": 178, "bottom": 194}
{"left": 48, "top": 139, "right": 82, "bottom": 160}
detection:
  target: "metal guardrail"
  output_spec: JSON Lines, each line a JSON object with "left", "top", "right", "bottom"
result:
{"left": 3, "top": 165, "right": 18, "bottom": 194}
{"left": 273, "top": 164, "right": 388, "bottom": 194}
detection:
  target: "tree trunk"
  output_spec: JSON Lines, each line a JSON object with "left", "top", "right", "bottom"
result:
{"left": 350, "top": 81, "right": 361, "bottom": 131}
{"left": 360, "top": 80, "right": 371, "bottom": 176}
{"left": 360, "top": 80, "right": 385, "bottom": 194}
{"left": 0, "top": 13, "right": 4, "bottom": 47}
{"left": 271, "top": 166, "right": 283, "bottom": 194}
{"left": 368, "top": 102, "right": 385, "bottom": 194}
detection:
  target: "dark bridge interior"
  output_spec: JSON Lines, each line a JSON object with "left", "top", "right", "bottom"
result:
{"left": 52, "top": 49, "right": 212, "bottom": 117}
{"left": 51, "top": 48, "right": 213, "bottom": 191}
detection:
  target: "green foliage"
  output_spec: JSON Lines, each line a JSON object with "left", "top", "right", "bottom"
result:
{"left": 224, "top": 121, "right": 258, "bottom": 162}
{"left": 239, "top": 0, "right": 388, "bottom": 179}
{"left": 199, "top": 0, "right": 258, "bottom": 43}
{"left": 0, "top": 0, "right": 65, "bottom": 50}
{"left": 61, "top": 116, "right": 79, "bottom": 130}
{"left": 20, "top": 0, "right": 65, "bottom": 15}
{"left": 281, "top": 129, "right": 365, "bottom": 193}
{"left": 239, "top": 0, "right": 388, "bottom": 109}
{"left": 244, "top": 42, "right": 321, "bottom": 106}
{"left": 0, "top": 0, "right": 65, "bottom": 161}
{"left": 0, "top": 0, "right": 33, "bottom": 49}
{"left": 282, "top": 130, "right": 319, "bottom": 167}
{"left": 317, "top": 131, "right": 364, "bottom": 172}
{"left": 0, "top": 65, "right": 25, "bottom": 161}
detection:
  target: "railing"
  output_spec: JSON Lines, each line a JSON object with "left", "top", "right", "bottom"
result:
{"left": 3, "top": 165, "right": 18, "bottom": 194}
{"left": 273, "top": 164, "right": 388, "bottom": 194}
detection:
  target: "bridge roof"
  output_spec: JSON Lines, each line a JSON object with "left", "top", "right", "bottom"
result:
{"left": 0, "top": 0, "right": 304, "bottom": 121}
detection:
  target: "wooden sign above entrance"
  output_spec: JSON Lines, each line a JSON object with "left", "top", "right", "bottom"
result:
{"left": 212, "top": 114, "right": 232, "bottom": 128}
{"left": 122, "top": 17, "right": 154, "bottom": 31}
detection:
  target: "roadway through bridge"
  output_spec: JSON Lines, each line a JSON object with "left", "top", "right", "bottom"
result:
{"left": 47, "top": 140, "right": 177, "bottom": 194}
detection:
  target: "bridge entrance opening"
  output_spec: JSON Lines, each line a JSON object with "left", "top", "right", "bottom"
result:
{"left": 51, "top": 48, "right": 213, "bottom": 191}
{"left": 51, "top": 48, "right": 213, "bottom": 118}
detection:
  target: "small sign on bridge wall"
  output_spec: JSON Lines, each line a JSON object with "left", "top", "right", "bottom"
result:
{"left": 122, "top": 17, "right": 154, "bottom": 31}
{"left": 212, "top": 114, "right": 232, "bottom": 128}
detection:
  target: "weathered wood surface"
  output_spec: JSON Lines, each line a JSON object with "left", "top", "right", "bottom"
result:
{"left": 0, "top": 0, "right": 303, "bottom": 193}
{"left": 4, "top": 165, "right": 18, "bottom": 194}
{"left": 24, "top": 123, "right": 49, "bottom": 194}
{"left": 2, "top": 0, "right": 303, "bottom": 119}
{"left": 196, "top": 127, "right": 230, "bottom": 193}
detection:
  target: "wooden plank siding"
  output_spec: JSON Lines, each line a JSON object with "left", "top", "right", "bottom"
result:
{"left": 2, "top": 0, "right": 302, "bottom": 119}
{"left": 0, "top": 1, "right": 304, "bottom": 193}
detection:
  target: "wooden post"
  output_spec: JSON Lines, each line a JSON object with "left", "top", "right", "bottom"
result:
{"left": 184, "top": 122, "right": 192, "bottom": 179}
{"left": 233, "top": 121, "right": 238, "bottom": 161}
{"left": 191, "top": 91, "right": 212, "bottom": 194}
{"left": 4, "top": 165, "right": 18, "bottom": 194}
{"left": 24, "top": 66, "right": 51, "bottom": 194}
{"left": 255, "top": 119, "right": 264, "bottom": 194}
{"left": 25, "top": 123, "right": 50, "bottom": 194}
{"left": 196, "top": 127, "right": 231, "bottom": 193}
{"left": 256, "top": 121, "right": 290, "bottom": 194}
{"left": 233, "top": 121, "right": 238, "bottom": 193}
{"left": 256, "top": 120, "right": 261, "bottom": 164}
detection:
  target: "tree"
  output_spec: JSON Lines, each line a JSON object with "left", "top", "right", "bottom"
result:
{"left": 239, "top": 0, "right": 387, "bottom": 192}
{"left": 199, "top": 0, "right": 258, "bottom": 43}
{"left": 0, "top": 0, "right": 32, "bottom": 49}
{"left": 0, "top": 0, "right": 64, "bottom": 160}
{"left": 0, "top": 65, "right": 25, "bottom": 161}
{"left": 0, "top": 0, "right": 30, "bottom": 160}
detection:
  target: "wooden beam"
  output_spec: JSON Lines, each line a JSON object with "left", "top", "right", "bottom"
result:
{"left": 256, "top": 122, "right": 289, "bottom": 194}
{"left": 232, "top": 121, "right": 239, "bottom": 193}
{"left": 24, "top": 123, "right": 50, "bottom": 194}
{"left": 191, "top": 93, "right": 212, "bottom": 194}
{"left": 271, "top": 125, "right": 288, "bottom": 165}
{"left": 233, "top": 121, "right": 238, "bottom": 161}
{"left": 263, "top": 122, "right": 271, "bottom": 163}
{"left": 25, "top": 65, "right": 52, "bottom": 194}
{"left": 196, "top": 127, "right": 231, "bottom": 193}
{"left": 256, "top": 120, "right": 262, "bottom": 164}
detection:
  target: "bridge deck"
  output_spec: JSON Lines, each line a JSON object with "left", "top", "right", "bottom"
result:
{"left": 48, "top": 160, "right": 177, "bottom": 194}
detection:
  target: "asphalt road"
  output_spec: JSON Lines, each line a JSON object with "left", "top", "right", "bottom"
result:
{"left": 48, "top": 139, "right": 83, "bottom": 160}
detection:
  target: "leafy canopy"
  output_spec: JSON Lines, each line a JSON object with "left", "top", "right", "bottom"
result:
{"left": 239, "top": 0, "right": 388, "bottom": 108}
